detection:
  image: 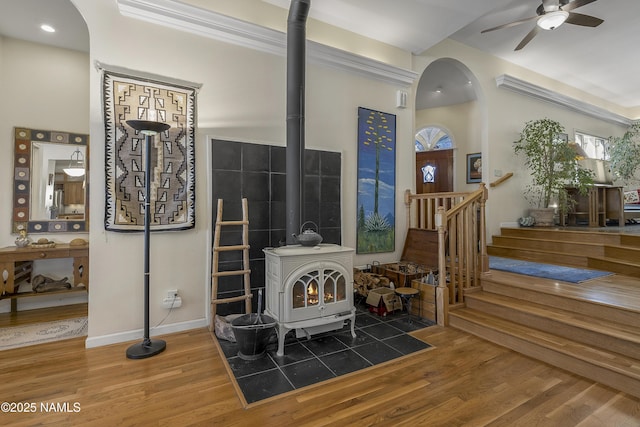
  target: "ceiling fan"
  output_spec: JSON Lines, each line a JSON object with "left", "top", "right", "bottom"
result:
{"left": 481, "top": 0, "right": 603, "bottom": 51}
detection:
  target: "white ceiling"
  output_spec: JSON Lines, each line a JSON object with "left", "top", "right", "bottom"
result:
{"left": 1, "top": 0, "right": 637, "bottom": 113}
{"left": 0, "top": 0, "right": 88, "bottom": 52}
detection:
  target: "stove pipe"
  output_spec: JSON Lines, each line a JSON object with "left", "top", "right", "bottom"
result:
{"left": 286, "top": 0, "right": 310, "bottom": 245}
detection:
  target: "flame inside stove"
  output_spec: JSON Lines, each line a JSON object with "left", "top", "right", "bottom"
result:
{"left": 308, "top": 281, "right": 318, "bottom": 305}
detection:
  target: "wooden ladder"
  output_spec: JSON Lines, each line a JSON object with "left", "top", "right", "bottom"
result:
{"left": 210, "top": 198, "right": 252, "bottom": 330}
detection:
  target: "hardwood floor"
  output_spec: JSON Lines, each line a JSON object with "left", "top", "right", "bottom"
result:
{"left": 1, "top": 325, "right": 638, "bottom": 426}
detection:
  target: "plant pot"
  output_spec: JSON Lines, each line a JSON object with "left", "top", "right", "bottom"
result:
{"left": 230, "top": 314, "right": 276, "bottom": 360}
{"left": 529, "top": 208, "right": 555, "bottom": 227}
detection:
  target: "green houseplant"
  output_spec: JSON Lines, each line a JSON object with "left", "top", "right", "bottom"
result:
{"left": 514, "top": 118, "right": 594, "bottom": 226}
{"left": 609, "top": 122, "right": 640, "bottom": 183}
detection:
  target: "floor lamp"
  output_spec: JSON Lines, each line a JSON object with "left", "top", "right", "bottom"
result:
{"left": 125, "top": 119, "right": 171, "bottom": 360}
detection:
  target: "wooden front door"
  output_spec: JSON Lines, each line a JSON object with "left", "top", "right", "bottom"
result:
{"left": 416, "top": 149, "right": 453, "bottom": 194}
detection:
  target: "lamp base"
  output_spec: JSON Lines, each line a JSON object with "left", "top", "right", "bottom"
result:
{"left": 126, "top": 339, "right": 167, "bottom": 359}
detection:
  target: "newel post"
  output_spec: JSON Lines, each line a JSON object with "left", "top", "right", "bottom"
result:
{"left": 404, "top": 189, "right": 412, "bottom": 228}
{"left": 435, "top": 206, "right": 448, "bottom": 326}
{"left": 479, "top": 183, "right": 489, "bottom": 273}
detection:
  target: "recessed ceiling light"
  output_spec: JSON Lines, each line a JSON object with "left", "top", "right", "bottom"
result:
{"left": 40, "top": 24, "right": 56, "bottom": 33}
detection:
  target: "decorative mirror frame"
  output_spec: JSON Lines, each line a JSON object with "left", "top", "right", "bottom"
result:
{"left": 13, "top": 127, "right": 89, "bottom": 233}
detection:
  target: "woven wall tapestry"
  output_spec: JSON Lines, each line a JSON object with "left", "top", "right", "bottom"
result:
{"left": 103, "top": 71, "right": 196, "bottom": 232}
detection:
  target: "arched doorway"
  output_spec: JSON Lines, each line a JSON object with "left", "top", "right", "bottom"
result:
{"left": 414, "top": 58, "right": 483, "bottom": 194}
{"left": 415, "top": 125, "right": 454, "bottom": 194}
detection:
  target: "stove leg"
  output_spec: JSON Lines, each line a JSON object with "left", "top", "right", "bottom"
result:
{"left": 350, "top": 315, "right": 356, "bottom": 338}
{"left": 276, "top": 323, "right": 289, "bottom": 357}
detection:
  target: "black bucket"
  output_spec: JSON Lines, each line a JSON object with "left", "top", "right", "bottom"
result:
{"left": 231, "top": 314, "right": 277, "bottom": 360}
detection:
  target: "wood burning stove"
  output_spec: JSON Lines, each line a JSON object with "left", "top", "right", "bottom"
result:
{"left": 264, "top": 244, "right": 355, "bottom": 356}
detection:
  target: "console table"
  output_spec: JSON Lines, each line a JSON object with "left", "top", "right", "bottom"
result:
{"left": 0, "top": 243, "right": 89, "bottom": 312}
{"left": 562, "top": 186, "right": 624, "bottom": 227}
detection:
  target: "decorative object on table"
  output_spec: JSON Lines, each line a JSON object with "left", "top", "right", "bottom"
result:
{"left": 30, "top": 238, "right": 56, "bottom": 248}
{"left": 291, "top": 221, "right": 323, "bottom": 246}
{"left": 125, "top": 119, "right": 171, "bottom": 360}
{"left": 12, "top": 127, "right": 89, "bottom": 234}
{"left": 466, "top": 152, "right": 482, "bottom": 183}
{"left": 15, "top": 229, "right": 30, "bottom": 248}
{"left": 518, "top": 216, "right": 535, "bottom": 227}
{"left": 102, "top": 69, "right": 198, "bottom": 232}
{"left": 69, "top": 238, "right": 88, "bottom": 246}
{"left": 31, "top": 274, "right": 71, "bottom": 293}
{"left": 356, "top": 107, "right": 396, "bottom": 254}
{"left": 514, "top": 118, "right": 594, "bottom": 226}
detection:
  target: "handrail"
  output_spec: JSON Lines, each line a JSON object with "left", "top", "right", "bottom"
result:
{"left": 489, "top": 172, "right": 513, "bottom": 188}
{"left": 405, "top": 184, "right": 488, "bottom": 326}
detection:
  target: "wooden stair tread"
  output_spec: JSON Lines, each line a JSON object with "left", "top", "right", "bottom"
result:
{"left": 466, "top": 291, "right": 640, "bottom": 343}
{"left": 450, "top": 308, "right": 640, "bottom": 380}
{"left": 484, "top": 270, "right": 640, "bottom": 314}
{"left": 488, "top": 244, "right": 584, "bottom": 259}
{"left": 589, "top": 255, "right": 640, "bottom": 267}
{"left": 487, "top": 245, "right": 587, "bottom": 267}
{"left": 498, "top": 227, "right": 627, "bottom": 245}
{"left": 492, "top": 235, "right": 607, "bottom": 247}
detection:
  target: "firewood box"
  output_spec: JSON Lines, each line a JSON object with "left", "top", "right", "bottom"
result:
{"left": 371, "top": 228, "right": 439, "bottom": 287}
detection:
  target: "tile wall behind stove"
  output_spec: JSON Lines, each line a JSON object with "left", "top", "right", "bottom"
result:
{"left": 211, "top": 139, "right": 342, "bottom": 315}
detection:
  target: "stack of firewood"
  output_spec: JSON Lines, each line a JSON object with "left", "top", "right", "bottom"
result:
{"left": 353, "top": 269, "right": 391, "bottom": 296}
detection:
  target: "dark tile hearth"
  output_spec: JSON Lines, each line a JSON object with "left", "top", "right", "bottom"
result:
{"left": 217, "top": 301, "right": 435, "bottom": 404}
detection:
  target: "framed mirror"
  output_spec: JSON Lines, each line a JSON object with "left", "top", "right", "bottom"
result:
{"left": 13, "top": 127, "right": 89, "bottom": 233}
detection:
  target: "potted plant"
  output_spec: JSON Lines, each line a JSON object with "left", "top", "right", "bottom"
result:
{"left": 609, "top": 122, "right": 640, "bottom": 183}
{"left": 514, "top": 118, "right": 594, "bottom": 226}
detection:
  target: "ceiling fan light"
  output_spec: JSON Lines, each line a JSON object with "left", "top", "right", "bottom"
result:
{"left": 537, "top": 10, "right": 569, "bottom": 30}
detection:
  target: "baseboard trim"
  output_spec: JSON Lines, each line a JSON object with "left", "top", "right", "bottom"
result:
{"left": 85, "top": 318, "right": 208, "bottom": 348}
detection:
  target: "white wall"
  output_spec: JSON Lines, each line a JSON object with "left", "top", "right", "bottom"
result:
{"left": 74, "top": 0, "right": 414, "bottom": 346}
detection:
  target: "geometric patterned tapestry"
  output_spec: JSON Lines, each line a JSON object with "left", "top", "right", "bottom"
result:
{"left": 103, "top": 71, "right": 196, "bottom": 232}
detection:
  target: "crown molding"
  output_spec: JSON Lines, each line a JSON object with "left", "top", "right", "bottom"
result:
{"left": 495, "top": 74, "right": 634, "bottom": 127}
{"left": 117, "top": 0, "right": 418, "bottom": 87}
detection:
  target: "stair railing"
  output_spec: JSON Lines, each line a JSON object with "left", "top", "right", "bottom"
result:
{"left": 404, "top": 183, "right": 488, "bottom": 325}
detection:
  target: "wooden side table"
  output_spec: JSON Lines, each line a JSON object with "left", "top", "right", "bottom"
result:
{"left": 0, "top": 243, "right": 89, "bottom": 312}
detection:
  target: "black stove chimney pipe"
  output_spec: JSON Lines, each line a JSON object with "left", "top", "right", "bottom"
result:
{"left": 286, "top": 0, "right": 310, "bottom": 245}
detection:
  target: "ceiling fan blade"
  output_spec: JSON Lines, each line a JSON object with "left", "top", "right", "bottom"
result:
{"left": 515, "top": 25, "right": 541, "bottom": 51}
{"left": 565, "top": 12, "right": 603, "bottom": 27}
{"left": 561, "top": 0, "right": 598, "bottom": 12}
{"left": 481, "top": 15, "right": 538, "bottom": 34}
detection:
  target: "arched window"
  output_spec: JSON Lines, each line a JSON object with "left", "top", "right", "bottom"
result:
{"left": 415, "top": 126, "right": 453, "bottom": 152}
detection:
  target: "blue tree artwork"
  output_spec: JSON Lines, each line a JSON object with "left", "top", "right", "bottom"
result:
{"left": 357, "top": 107, "right": 396, "bottom": 253}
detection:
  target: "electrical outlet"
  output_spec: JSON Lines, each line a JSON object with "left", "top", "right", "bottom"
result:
{"left": 162, "top": 296, "right": 182, "bottom": 309}
{"left": 167, "top": 289, "right": 178, "bottom": 299}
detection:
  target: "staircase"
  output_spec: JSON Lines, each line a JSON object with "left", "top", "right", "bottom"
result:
{"left": 450, "top": 227, "right": 640, "bottom": 398}
{"left": 488, "top": 227, "right": 640, "bottom": 277}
